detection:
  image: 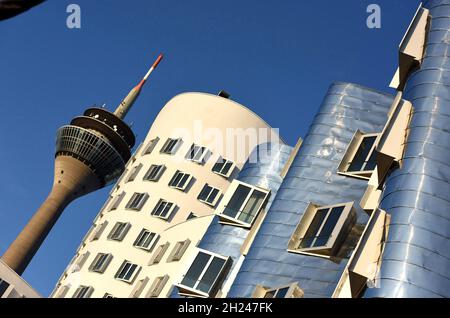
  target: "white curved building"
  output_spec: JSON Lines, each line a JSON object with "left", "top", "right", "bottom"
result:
{"left": 51, "top": 92, "right": 283, "bottom": 298}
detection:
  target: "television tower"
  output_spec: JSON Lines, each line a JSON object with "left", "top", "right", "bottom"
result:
{"left": 1, "top": 54, "right": 163, "bottom": 275}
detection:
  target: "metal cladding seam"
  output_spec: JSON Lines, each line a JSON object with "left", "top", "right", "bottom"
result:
{"left": 227, "top": 82, "right": 394, "bottom": 298}
{"left": 365, "top": 0, "right": 450, "bottom": 298}
{"left": 169, "top": 142, "right": 293, "bottom": 298}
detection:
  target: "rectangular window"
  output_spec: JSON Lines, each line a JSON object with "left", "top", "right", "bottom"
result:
{"left": 338, "top": 131, "right": 380, "bottom": 180}
{"left": 167, "top": 239, "right": 191, "bottom": 262}
{"left": 108, "top": 222, "right": 131, "bottom": 241}
{"left": 160, "top": 138, "right": 182, "bottom": 155}
{"left": 151, "top": 199, "right": 176, "bottom": 220}
{"left": 130, "top": 277, "right": 149, "bottom": 298}
{"left": 108, "top": 192, "right": 126, "bottom": 211}
{"left": 73, "top": 251, "right": 90, "bottom": 271}
{"left": 125, "top": 192, "right": 149, "bottom": 211}
{"left": 288, "top": 202, "right": 356, "bottom": 258}
{"left": 72, "top": 286, "right": 94, "bottom": 298}
{"left": 143, "top": 137, "right": 160, "bottom": 155}
{"left": 197, "top": 184, "right": 221, "bottom": 206}
{"left": 168, "top": 170, "right": 193, "bottom": 191}
{"left": 146, "top": 275, "right": 170, "bottom": 298}
{"left": 177, "top": 250, "right": 231, "bottom": 297}
{"left": 220, "top": 181, "right": 269, "bottom": 227}
{"left": 212, "top": 157, "right": 235, "bottom": 178}
{"left": 133, "top": 229, "right": 159, "bottom": 251}
{"left": 185, "top": 144, "right": 210, "bottom": 164}
{"left": 89, "top": 253, "right": 113, "bottom": 274}
{"left": 143, "top": 164, "right": 165, "bottom": 182}
{"left": 89, "top": 221, "right": 108, "bottom": 241}
{"left": 115, "top": 261, "right": 140, "bottom": 283}
{"left": 54, "top": 285, "right": 70, "bottom": 298}
{"left": 125, "top": 163, "right": 143, "bottom": 183}
{"left": 148, "top": 242, "right": 171, "bottom": 265}
{"left": 253, "top": 283, "right": 304, "bottom": 298}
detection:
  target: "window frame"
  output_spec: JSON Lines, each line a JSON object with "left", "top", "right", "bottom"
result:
{"left": 125, "top": 192, "right": 149, "bottom": 211}
{"left": 253, "top": 282, "right": 304, "bottom": 298}
{"left": 176, "top": 249, "right": 232, "bottom": 298}
{"left": 212, "top": 157, "right": 235, "bottom": 178}
{"left": 168, "top": 170, "right": 193, "bottom": 191}
{"left": 185, "top": 144, "right": 210, "bottom": 165}
{"left": 89, "top": 253, "right": 113, "bottom": 274}
{"left": 151, "top": 199, "right": 177, "bottom": 220}
{"left": 143, "top": 164, "right": 166, "bottom": 182}
{"left": 218, "top": 180, "right": 270, "bottom": 228}
{"left": 115, "top": 261, "right": 140, "bottom": 284}
{"left": 108, "top": 222, "right": 131, "bottom": 242}
{"left": 142, "top": 137, "right": 160, "bottom": 155}
{"left": 72, "top": 286, "right": 94, "bottom": 298}
{"left": 108, "top": 191, "right": 126, "bottom": 211}
{"left": 167, "top": 239, "right": 191, "bottom": 262}
{"left": 133, "top": 229, "right": 159, "bottom": 252}
{"left": 288, "top": 202, "right": 356, "bottom": 259}
{"left": 125, "top": 163, "right": 143, "bottom": 183}
{"left": 197, "top": 184, "right": 221, "bottom": 207}
{"left": 160, "top": 138, "right": 182, "bottom": 155}
{"left": 146, "top": 275, "right": 170, "bottom": 298}
{"left": 338, "top": 130, "right": 381, "bottom": 180}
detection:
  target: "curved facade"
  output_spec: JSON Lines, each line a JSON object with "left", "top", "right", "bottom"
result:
{"left": 228, "top": 83, "right": 394, "bottom": 298}
{"left": 366, "top": 0, "right": 450, "bottom": 298}
{"left": 52, "top": 92, "right": 283, "bottom": 298}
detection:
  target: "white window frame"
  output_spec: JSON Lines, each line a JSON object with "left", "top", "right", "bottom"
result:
{"left": 133, "top": 229, "right": 159, "bottom": 252}
{"left": 146, "top": 275, "right": 170, "bottom": 298}
{"left": 72, "top": 286, "right": 94, "bottom": 298}
{"left": 167, "top": 239, "right": 191, "bottom": 262}
{"left": 338, "top": 130, "right": 381, "bottom": 180}
{"left": 168, "top": 170, "right": 193, "bottom": 191}
{"left": 89, "top": 253, "right": 113, "bottom": 274}
{"left": 143, "top": 164, "right": 166, "bottom": 182}
{"left": 125, "top": 163, "right": 143, "bottom": 183}
{"left": 108, "top": 191, "right": 126, "bottom": 211}
{"left": 185, "top": 144, "right": 210, "bottom": 164}
{"left": 288, "top": 202, "right": 356, "bottom": 259}
{"left": 253, "top": 282, "right": 304, "bottom": 298}
{"left": 115, "top": 261, "right": 140, "bottom": 284}
{"left": 108, "top": 222, "right": 131, "bottom": 242}
{"left": 151, "top": 199, "right": 177, "bottom": 220}
{"left": 218, "top": 180, "right": 270, "bottom": 228}
{"left": 142, "top": 137, "right": 160, "bottom": 155}
{"left": 125, "top": 192, "right": 149, "bottom": 211}
{"left": 176, "top": 249, "right": 231, "bottom": 298}
{"left": 212, "top": 157, "right": 235, "bottom": 178}
{"left": 160, "top": 138, "right": 182, "bottom": 155}
{"left": 198, "top": 184, "right": 221, "bottom": 206}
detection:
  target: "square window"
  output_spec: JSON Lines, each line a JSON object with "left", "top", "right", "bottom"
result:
{"left": 143, "top": 164, "right": 166, "bottom": 182}
{"left": 152, "top": 199, "right": 176, "bottom": 220}
{"left": 185, "top": 144, "right": 210, "bottom": 164}
{"left": 212, "top": 157, "right": 235, "bottom": 178}
{"left": 115, "top": 261, "right": 140, "bottom": 283}
{"left": 198, "top": 184, "right": 221, "bottom": 206}
{"left": 168, "top": 170, "right": 192, "bottom": 191}
{"left": 160, "top": 138, "right": 182, "bottom": 155}
{"left": 288, "top": 202, "right": 356, "bottom": 258}
{"left": 133, "top": 229, "right": 159, "bottom": 251}
{"left": 219, "top": 181, "right": 269, "bottom": 227}
{"left": 125, "top": 192, "right": 149, "bottom": 211}
{"left": 177, "top": 250, "right": 231, "bottom": 298}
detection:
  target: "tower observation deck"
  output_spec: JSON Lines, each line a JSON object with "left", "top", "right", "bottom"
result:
{"left": 1, "top": 54, "right": 163, "bottom": 275}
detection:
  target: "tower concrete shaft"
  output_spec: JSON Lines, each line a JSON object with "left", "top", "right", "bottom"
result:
{"left": 1, "top": 54, "right": 163, "bottom": 275}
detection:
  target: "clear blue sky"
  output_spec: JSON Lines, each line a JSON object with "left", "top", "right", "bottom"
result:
{"left": 0, "top": 0, "right": 419, "bottom": 296}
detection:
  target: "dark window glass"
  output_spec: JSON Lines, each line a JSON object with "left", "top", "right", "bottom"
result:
{"left": 197, "top": 257, "right": 226, "bottom": 293}
{"left": 300, "top": 208, "right": 328, "bottom": 248}
{"left": 348, "top": 136, "right": 377, "bottom": 172}
{"left": 275, "top": 287, "right": 290, "bottom": 298}
{"left": 223, "top": 185, "right": 251, "bottom": 218}
{"left": 181, "top": 252, "right": 210, "bottom": 288}
{"left": 314, "top": 206, "right": 344, "bottom": 247}
{"left": 238, "top": 190, "right": 266, "bottom": 224}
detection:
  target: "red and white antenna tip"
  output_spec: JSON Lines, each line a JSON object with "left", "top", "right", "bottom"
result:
{"left": 152, "top": 54, "right": 164, "bottom": 69}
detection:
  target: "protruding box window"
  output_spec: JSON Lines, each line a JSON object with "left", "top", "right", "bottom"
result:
{"left": 160, "top": 138, "right": 182, "bottom": 155}
{"left": 125, "top": 163, "right": 143, "bottom": 183}
{"left": 176, "top": 249, "right": 232, "bottom": 298}
{"left": 72, "top": 286, "right": 94, "bottom": 298}
{"left": 115, "top": 261, "right": 140, "bottom": 283}
{"left": 218, "top": 181, "right": 270, "bottom": 228}
{"left": 148, "top": 242, "right": 171, "bottom": 265}
{"left": 125, "top": 192, "right": 149, "bottom": 211}
{"left": 129, "top": 277, "right": 149, "bottom": 298}
{"left": 143, "top": 164, "right": 166, "bottom": 182}
{"left": 252, "top": 282, "right": 304, "bottom": 298}
{"left": 146, "top": 275, "right": 170, "bottom": 298}
{"left": 288, "top": 202, "right": 356, "bottom": 258}
{"left": 89, "top": 220, "right": 108, "bottom": 241}
{"left": 108, "top": 222, "right": 131, "bottom": 241}
{"left": 169, "top": 170, "right": 193, "bottom": 191}
{"left": 185, "top": 144, "right": 211, "bottom": 164}
{"left": 133, "top": 229, "right": 159, "bottom": 252}
{"left": 167, "top": 239, "right": 191, "bottom": 262}
{"left": 338, "top": 130, "right": 380, "bottom": 180}
{"left": 198, "top": 184, "right": 221, "bottom": 206}
{"left": 152, "top": 199, "right": 177, "bottom": 220}
{"left": 212, "top": 157, "right": 235, "bottom": 178}
{"left": 143, "top": 137, "right": 160, "bottom": 155}
{"left": 108, "top": 191, "right": 126, "bottom": 211}
{"left": 89, "top": 253, "right": 113, "bottom": 274}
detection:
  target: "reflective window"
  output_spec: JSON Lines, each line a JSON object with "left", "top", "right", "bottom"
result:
{"left": 198, "top": 184, "right": 220, "bottom": 206}
{"left": 152, "top": 199, "right": 176, "bottom": 219}
{"left": 143, "top": 164, "right": 165, "bottom": 182}
{"left": 169, "top": 170, "right": 192, "bottom": 191}
{"left": 115, "top": 261, "right": 139, "bottom": 283}
{"left": 186, "top": 144, "right": 210, "bottom": 164}
{"left": 348, "top": 135, "right": 378, "bottom": 173}
{"left": 212, "top": 157, "right": 234, "bottom": 177}
{"left": 160, "top": 138, "right": 182, "bottom": 155}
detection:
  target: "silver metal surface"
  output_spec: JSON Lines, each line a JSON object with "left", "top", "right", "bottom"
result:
{"left": 365, "top": 0, "right": 450, "bottom": 298}
{"left": 227, "top": 83, "right": 394, "bottom": 298}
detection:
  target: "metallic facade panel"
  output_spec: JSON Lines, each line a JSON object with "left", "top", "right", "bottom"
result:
{"left": 365, "top": 0, "right": 450, "bottom": 298}
{"left": 227, "top": 83, "right": 394, "bottom": 298}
